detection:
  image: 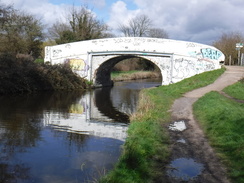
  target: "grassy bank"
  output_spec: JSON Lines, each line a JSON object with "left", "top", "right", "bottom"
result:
{"left": 0, "top": 54, "right": 89, "bottom": 94}
{"left": 111, "top": 70, "right": 161, "bottom": 81}
{"left": 223, "top": 78, "right": 244, "bottom": 100}
{"left": 194, "top": 79, "right": 244, "bottom": 183}
{"left": 101, "top": 67, "right": 225, "bottom": 183}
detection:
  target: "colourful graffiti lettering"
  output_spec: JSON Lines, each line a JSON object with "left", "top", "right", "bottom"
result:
{"left": 201, "top": 48, "right": 222, "bottom": 60}
{"left": 69, "top": 59, "right": 86, "bottom": 70}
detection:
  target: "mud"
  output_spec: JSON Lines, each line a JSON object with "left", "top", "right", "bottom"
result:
{"left": 165, "top": 66, "right": 244, "bottom": 183}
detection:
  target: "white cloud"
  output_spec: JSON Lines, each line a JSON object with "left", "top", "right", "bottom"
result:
{"left": 106, "top": 0, "right": 244, "bottom": 44}
{"left": 1, "top": 0, "right": 244, "bottom": 44}
{"left": 107, "top": 1, "right": 140, "bottom": 35}
{"left": 1, "top": 0, "right": 70, "bottom": 27}
{"left": 127, "top": 0, "right": 244, "bottom": 44}
{"left": 84, "top": 0, "right": 106, "bottom": 9}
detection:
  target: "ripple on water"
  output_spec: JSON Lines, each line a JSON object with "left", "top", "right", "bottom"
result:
{"left": 167, "top": 158, "right": 204, "bottom": 181}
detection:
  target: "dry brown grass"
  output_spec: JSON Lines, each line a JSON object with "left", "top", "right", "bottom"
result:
{"left": 130, "top": 91, "right": 155, "bottom": 121}
{"left": 113, "top": 58, "right": 142, "bottom": 71}
{"left": 112, "top": 71, "right": 161, "bottom": 81}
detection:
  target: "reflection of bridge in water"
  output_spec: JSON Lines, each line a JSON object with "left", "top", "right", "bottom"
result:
{"left": 44, "top": 113, "right": 128, "bottom": 141}
{"left": 43, "top": 91, "right": 129, "bottom": 142}
{"left": 42, "top": 79, "right": 162, "bottom": 141}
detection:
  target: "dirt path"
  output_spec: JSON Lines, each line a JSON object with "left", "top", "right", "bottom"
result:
{"left": 166, "top": 66, "right": 244, "bottom": 183}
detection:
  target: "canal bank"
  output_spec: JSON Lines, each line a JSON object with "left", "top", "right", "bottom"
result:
{"left": 101, "top": 67, "right": 228, "bottom": 182}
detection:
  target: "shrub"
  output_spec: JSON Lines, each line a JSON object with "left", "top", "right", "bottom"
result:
{"left": 0, "top": 54, "right": 88, "bottom": 94}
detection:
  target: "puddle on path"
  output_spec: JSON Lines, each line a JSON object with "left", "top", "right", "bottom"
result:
{"left": 169, "top": 120, "right": 187, "bottom": 131}
{"left": 167, "top": 158, "right": 204, "bottom": 181}
{"left": 177, "top": 138, "right": 186, "bottom": 144}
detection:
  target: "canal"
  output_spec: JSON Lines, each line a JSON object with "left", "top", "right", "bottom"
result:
{"left": 0, "top": 78, "right": 161, "bottom": 182}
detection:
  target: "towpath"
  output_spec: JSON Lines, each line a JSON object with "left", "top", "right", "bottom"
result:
{"left": 167, "top": 66, "right": 244, "bottom": 183}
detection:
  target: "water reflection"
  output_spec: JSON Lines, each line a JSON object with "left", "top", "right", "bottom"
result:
{"left": 167, "top": 158, "right": 204, "bottom": 181}
{"left": 93, "top": 87, "right": 130, "bottom": 122}
{"left": 110, "top": 80, "right": 160, "bottom": 115}
{"left": 0, "top": 92, "right": 87, "bottom": 182}
{"left": 45, "top": 112, "right": 128, "bottom": 141}
{"left": 0, "top": 79, "right": 161, "bottom": 182}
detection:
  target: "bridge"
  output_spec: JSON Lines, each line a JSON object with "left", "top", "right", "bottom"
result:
{"left": 44, "top": 37, "right": 225, "bottom": 87}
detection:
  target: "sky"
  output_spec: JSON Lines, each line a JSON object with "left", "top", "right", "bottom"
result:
{"left": 1, "top": 0, "right": 244, "bottom": 45}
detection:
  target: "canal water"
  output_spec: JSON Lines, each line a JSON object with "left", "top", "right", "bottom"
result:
{"left": 0, "top": 79, "right": 161, "bottom": 183}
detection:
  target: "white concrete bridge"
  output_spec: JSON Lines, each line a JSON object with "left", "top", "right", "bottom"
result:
{"left": 44, "top": 37, "right": 225, "bottom": 87}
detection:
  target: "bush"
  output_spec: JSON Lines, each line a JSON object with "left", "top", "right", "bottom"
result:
{"left": 0, "top": 54, "right": 88, "bottom": 94}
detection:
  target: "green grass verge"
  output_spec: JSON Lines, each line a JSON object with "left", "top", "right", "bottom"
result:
{"left": 193, "top": 91, "right": 244, "bottom": 183}
{"left": 100, "top": 67, "right": 226, "bottom": 183}
{"left": 223, "top": 78, "right": 244, "bottom": 100}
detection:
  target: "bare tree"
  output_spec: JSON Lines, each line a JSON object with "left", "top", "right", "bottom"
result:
{"left": 48, "top": 22, "right": 70, "bottom": 41}
{"left": 118, "top": 14, "right": 152, "bottom": 37}
{"left": 118, "top": 24, "right": 131, "bottom": 37}
{"left": 213, "top": 31, "right": 244, "bottom": 65}
{"left": 130, "top": 14, "right": 152, "bottom": 37}
{"left": 118, "top": 14, "right": 168, "bottom": 38}
{"left": 147, "top": 28, "right": 169, "bottom": 38}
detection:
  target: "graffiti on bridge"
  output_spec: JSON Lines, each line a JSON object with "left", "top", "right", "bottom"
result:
{"left": 188, "top": 48, "right": 222, "bottom": 61}
{"left": 173, "top": 58, "right": 215, "bottom": 79}
{"left": 66, "top": 58, "right": 89, "bottom": 77}
{"left": 52, "top": 49, "right": 62, "bottom": 57}
{"left": 201, "top": 48, "right": 222, "bottom": 60}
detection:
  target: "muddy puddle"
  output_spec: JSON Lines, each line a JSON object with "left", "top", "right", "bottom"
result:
{"left": 169, "top": 120, "right": 187, "bottom": 131}
{"left": 167, "top": 120, "right": 204, "bottom": 181}
{"left": 167, "top": 158, "right": 204, "bottom": 181}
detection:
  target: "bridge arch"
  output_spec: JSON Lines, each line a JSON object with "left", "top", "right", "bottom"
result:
{"left": 44, "top": 37, "right": 225, "bottom": 87}
{"left": 92, "top": 53, "right": 166, "bottom": 87}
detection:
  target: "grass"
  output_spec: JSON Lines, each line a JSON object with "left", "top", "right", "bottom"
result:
{"left": 111, "top": 70, "right": 161, "bottom": 81}
{"left": 100, "top": 67, "right": 226, "bottom": 183}
{"left": 34, "top": 58, "right": 44, "bottom": 64}
{"left": 111, "top": 70, "right": 138, "bottom": 78}
{"left": 193, "top": 91, "right": 244, "bottom": 183}
{"left": 193, "top": 73, "right": 244, "bottom": 183}
{"left": 223, "top": 78, "right": 244, "bottom": 100}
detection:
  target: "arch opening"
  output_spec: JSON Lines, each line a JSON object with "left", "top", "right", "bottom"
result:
{"left": 94, "top": 55, "right": 163, "bottom": 87}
